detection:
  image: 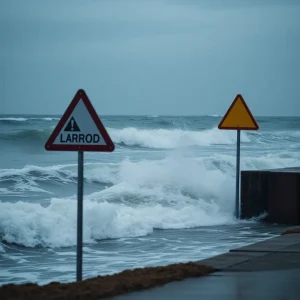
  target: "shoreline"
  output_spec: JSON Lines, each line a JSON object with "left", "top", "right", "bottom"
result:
{"left": 0, "top": 222, "right": 285, "bottom": 287}
{"left": 1, "top": 228, "right": 299, "bottom": 299}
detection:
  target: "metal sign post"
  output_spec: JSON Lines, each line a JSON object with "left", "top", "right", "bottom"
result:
{"left": 45, "top": 89, "right": 115, "bottom": 282}
{"left": 77, "top": 151, "right": 84, "bottom": 281}
{"left": 235, "top": 130, "right": 241, "bottom": 219}
{"left": 218, "top": 94, "right": 259, "bottom": 219}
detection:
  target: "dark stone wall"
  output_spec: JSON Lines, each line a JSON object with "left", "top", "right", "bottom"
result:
{"left": 241, "top": 170, "right": 300, "bottom": 225}
{"left": 267, "top": 172, "right": 300, "bottom": 225}
{"left": 241, "top": 171, "right": 269, "bottom": 219}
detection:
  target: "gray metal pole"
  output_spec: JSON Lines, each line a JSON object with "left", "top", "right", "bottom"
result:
{"left": 235, "top": 130, "right": 241, "bottom": 219}
{"left": 77, "top": 151, "right": 84, "bottom": 281}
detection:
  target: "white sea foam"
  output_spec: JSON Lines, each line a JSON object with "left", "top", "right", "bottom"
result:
{"left": 31, "top": 117, "right": 60, "bottom": 121}
{"left": 0, "top": 164, "right": 77, "bottom": 194}
{"left": 0, "top": 117, "right": 59, "bottom": 122}
{"left": 0, "top": 197, "right": 235, "bottom": 248}
{"left": 0, "top": 117, "right": 28, "bottom": 121}
{"left": 43, "top": 117, "right": 59, "bottom": 121}
{"left": 1, "top": 150, "right": 300, "bottom": 197}
{"left": 1, "top": 149, "right": 300, "bottom": 248}
{"left": 0, "top": 157, "right": 236, "bottom": 247}
{"left": 13, "top": 182, "right": 52, "bottom": 194}
{"left": 0, "top": 164, "right": 75, "bottom": 180}
{"left": 108, "top": 127, "right": 250, "bottom": 148}
{"left": 0, "top": 163, "right": 115, "bottom": 189}
{"left": 209, "top": 153, "right": 300, "bottom": 173}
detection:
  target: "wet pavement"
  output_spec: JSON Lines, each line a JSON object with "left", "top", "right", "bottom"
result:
{"left": 110, "top": 233, "right": 300, "bottom": 300}
{"left": 110, "top": 269, "right": 300, "bottom": 300}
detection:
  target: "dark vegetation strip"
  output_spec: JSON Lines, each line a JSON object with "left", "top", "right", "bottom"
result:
{"left": 0, "top": 262, "right": 215, "bottom": 300}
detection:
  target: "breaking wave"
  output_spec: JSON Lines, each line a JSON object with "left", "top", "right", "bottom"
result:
{"left": 0, "top": 163, "right": 115, "bottom": 191}
{"left": 0, "top": 197, "right": 236, "bottom": 248}
{"left": 109, "top": 127, "right": 250, "bottom": 148}
{"left": 0, "top": 126, "right": 250, "bottom": 148}
{"left": 2, "top": 126, "right": 297, "bottom": 149}
{"left": 0, "top": 157, "right": 235, "bottom": 247}
{"left": 1, "top": 151, "right": 300, "bottom": 248}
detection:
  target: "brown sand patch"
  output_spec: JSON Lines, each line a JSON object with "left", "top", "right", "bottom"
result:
{"left": 0, "top": 262, "right": 215, "bottom": 300}
{"left": 281, "top": 228, "right": 300, "bottom": 235}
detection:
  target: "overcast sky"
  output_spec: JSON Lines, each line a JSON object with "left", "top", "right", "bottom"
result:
{"left": 1, "top": 0, "right": 299, "bottom": 116}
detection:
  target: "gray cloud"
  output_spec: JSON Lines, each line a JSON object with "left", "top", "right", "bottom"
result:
{"left": 1, "top": 0, "right": 300, "bottom": 116}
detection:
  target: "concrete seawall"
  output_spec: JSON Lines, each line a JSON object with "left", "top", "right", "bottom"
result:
{"left": 241, "top": 167, "right": 300, "bottom": 225}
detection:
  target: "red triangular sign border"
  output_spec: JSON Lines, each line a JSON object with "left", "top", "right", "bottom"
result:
{"left": 218, "top": 94, "right": 259, "bottom": 130}
{"left": 45, "top": 89, "right": 115, "bottom": 152}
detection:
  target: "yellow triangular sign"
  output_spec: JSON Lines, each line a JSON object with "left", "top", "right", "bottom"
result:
{"left": 218, "top": 94, "right": 259, "bottom": 130}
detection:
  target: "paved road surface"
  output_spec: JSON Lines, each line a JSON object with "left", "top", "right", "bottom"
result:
{"left": 109, "top": 233, "right": 300, "bottom": 300}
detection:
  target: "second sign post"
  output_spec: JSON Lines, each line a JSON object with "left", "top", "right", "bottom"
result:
{"left": 218, "top": 94, "right": 259, "bottom": 219}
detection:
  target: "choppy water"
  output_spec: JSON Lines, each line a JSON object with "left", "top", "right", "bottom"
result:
{"left": 0, "top": 115, "right": 298, "bottom": 285}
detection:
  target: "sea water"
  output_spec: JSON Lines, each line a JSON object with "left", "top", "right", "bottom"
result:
{"left": 0, "top": 115, "right": 298, "bottom": 285}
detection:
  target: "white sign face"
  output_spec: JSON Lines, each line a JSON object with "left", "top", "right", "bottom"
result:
{"left": 53, "top": 99, "right": 107, "bottom": 146}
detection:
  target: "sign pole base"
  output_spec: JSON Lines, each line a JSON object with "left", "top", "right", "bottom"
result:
{"left": 77, "top": 150, "right": 84, "bottom": 281}
{"left": 235, "top": 130, "right": 241, "bottom": 219}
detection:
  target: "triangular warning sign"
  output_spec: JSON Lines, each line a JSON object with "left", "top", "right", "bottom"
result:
{"left": 45, "top": 89, "right": 115, "bottom": 152}
{"left": 218, "top": 94, "right": 259, "bottom": 130}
